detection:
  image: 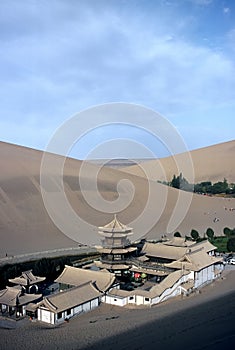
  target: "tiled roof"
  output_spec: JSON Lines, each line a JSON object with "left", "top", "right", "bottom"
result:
{"left": 99, "top": 215, "right": 133, "bottom": 233}
{"left": 142, "top": 242, "right": 188, "bottom": 260}
{"left": 166, "top": 249, "right": 222, "bottom": 272}
{"left": 0, "top": 286, "right": 42, "bottom": 306}
{"left": 39, "top": 282, "right": 102, "bottom": 313}
{"left": 149, "top": 270, "right": 189, "bottom": 298}
{"left": 164, "top": 237, "right": 195, "bottom": 247}
{"left": 98, "top": 247, "right": 137, "bottom": 254}
{"left": 95, "top": 261, "right": 130, "bottom": 270}
{"left": 55, "top": 265, "right": 115, "bottom": 292}
{"left": 191, "top": 240, "right": 217, "bottom": 253}
{"left": 9, "top": 270, "right": 45, "bottom": 286}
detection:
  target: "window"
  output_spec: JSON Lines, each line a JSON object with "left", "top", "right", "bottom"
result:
{"left": 57, "top": 312, "right": 63, "bottom": 319}
{"left": 114, "top": 298, "right": 117, "bottom": 301}
{"left": 129, "top": 296, "right": 134, "bottom": 300}
{"left": 145, "top": 298, "right": 149, "bottom": 302}
{"left": 67, "top": 308, "right": 71, "bottom": 315}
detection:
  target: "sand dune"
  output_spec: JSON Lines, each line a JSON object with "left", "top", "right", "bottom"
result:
{"left": 0, "top": 141, "right": 235, "bottom": 258}
{"left": 121, "top": 140, "right": 235, "bottom": 184}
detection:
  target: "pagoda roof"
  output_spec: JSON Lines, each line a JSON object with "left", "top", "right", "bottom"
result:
{"left": 98, "top": 247, "right": 137, "bottom": 254}
{"left": 99, "top": 215, "right": 133, "bottom": 234}
{"left": 9, "top": 270, "right": 45, "bottom": 286}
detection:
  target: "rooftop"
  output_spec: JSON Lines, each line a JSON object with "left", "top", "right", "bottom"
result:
{"left": 55, "top": 265, "right": 116, "bottom": 292}
{"left": 39, "top": 282, "right": 102, "bottom": 313}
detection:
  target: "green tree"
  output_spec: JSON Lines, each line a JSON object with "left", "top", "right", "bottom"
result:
{"left": 171, "top": 174, "right": 179, "bottom": 189}
{"left": 174, "top": 232, "right": 181, "bottom": 237}
{"left": 206, "top": 228, "right": 214, "bottom": 240}
{"left": 227, "top": 237, "right": 235, "bottom": 252}
{"left": 211, "top": 178, "right": 228, "bottom": 194}
{"left": 224, "top": 227, "right": 232, "bottom": 237}
{"left": 191, "top": 229, "right": 199, "bottom": 241}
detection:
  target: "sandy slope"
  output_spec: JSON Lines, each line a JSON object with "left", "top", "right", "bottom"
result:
{"left": 0, "top": 141, "right": 235, "bottom": 257}
{"left": 121, "top": 140, "right": 235, "bottom": 183}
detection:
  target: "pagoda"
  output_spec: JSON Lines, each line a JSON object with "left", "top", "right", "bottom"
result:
{"left": 95, "top": 215, "right": 137, "bottom": 275}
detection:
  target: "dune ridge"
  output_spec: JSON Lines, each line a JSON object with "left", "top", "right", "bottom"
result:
{"left": 120, "top": 140, "right": 235, "bottom": 184}
{"left": 0, "top": 140, "right": 234, "bottom": 257}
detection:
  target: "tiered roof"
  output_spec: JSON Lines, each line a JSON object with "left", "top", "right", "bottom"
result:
{"left": 98, "top": 215, "right": 133, "bottom": 236}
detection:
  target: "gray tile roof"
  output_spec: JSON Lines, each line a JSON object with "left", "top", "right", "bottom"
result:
{"left": 39, "top": 282, "right": 102, "bottom": 313}
{"left": 55, "top": 265, "right": 115, "bottom": 292}
{"left": 0, "top": 286, "right": 42, "bottom": 306}
{"left": 8, "top": 270, "right": 45, "bottom": 286}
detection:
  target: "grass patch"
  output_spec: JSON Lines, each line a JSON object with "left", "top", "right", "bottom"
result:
{"left": 210, "top": 236, "right": 229, "bottom": 253}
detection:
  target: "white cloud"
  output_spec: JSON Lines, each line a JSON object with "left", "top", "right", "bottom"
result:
{"left": 223, "top": 7, "right": 230, "bottom": 14}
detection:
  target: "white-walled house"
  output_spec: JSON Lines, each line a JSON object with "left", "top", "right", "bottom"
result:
{"left": 103, "top": 270, "right": 193, "bottom": 307}
{"left": 37, "top": 282, "right": 102, "bottom": 324}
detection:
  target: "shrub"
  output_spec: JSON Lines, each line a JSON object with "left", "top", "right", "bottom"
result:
{"left": 191, "top": 229, "right": 199, "bottom": 241}
{"left": 174, "top": 232, "right": 181, "bottom": 237}
{"left": 227, "top": 237, "right": 235, "bottom": 252}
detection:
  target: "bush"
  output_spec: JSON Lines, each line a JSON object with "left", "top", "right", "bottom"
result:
{"left": 191, "top": 229, "right": 199, "bottom": 241}
{"left": 174, "top": 232, "right": 181, "bottom": 237}
{"left": 206, "top": 228, "right": 214, "bottom": 240}
{"left": 227, "top": 237, "right": 235, "bottom": 252}
{"left": 224, "top": 227, "right": 232, "bottom": 236}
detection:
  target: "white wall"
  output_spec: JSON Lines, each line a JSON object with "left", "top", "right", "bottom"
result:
{"left": 104, "top": 295, "right": 127, "bottom": 306}
{"left": 38, "top": 297, "right": 100, "bottom": 324}
{"left": 38, "top": 308, "right": 55, "bottom": 324}
{"left": 194, "top": 266, "right": 214, "bottom": 288}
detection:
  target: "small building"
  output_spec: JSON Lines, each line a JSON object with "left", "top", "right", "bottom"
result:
{"left": 8, "top": 270, "right": 45, "bottom": 294}
{"left": 95, "top": 215, "right": 137, "bottom": 275}
{"left": 37, "top": 282, "right": 102, "bottom": 324}
{"left": 0, "top": 286, "right": 42, "bottom": 317}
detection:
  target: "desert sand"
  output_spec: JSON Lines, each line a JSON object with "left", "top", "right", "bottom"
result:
{"left": 0, "top": 140, "right": 235, "bottom": 257}
{"left": 121, "top": 139, "right": 235, "bottom": 183}
{"left": 0, "top": 269, "right": 235, "bottom": 350}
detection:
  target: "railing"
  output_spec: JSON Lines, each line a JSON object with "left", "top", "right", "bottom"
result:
{"left": 127, "top": 257, "right": 175, "bottom": 273}
{"left": 100, "top": 258, "right": 128, "bottom": 265}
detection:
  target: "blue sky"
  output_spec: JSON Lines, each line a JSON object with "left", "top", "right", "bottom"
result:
{"left": 0, "top": 0, "right": 235, "bottom": 159}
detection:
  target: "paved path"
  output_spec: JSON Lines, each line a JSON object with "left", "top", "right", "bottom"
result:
{"left": 0, "top": 246, "right": 97, "bottom": 266}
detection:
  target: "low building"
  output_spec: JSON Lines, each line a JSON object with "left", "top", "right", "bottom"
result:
{"left": 37, "top": 282, "right": 102, "bottom": 324}
{"left": 165, "top": 247, "right": 223, "bottom": 288}
{"left": 104, "top": 270, "right": 192, "bottom": 307}
{"left": 0, "top": 286, "right": 42, "bottom": 317}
